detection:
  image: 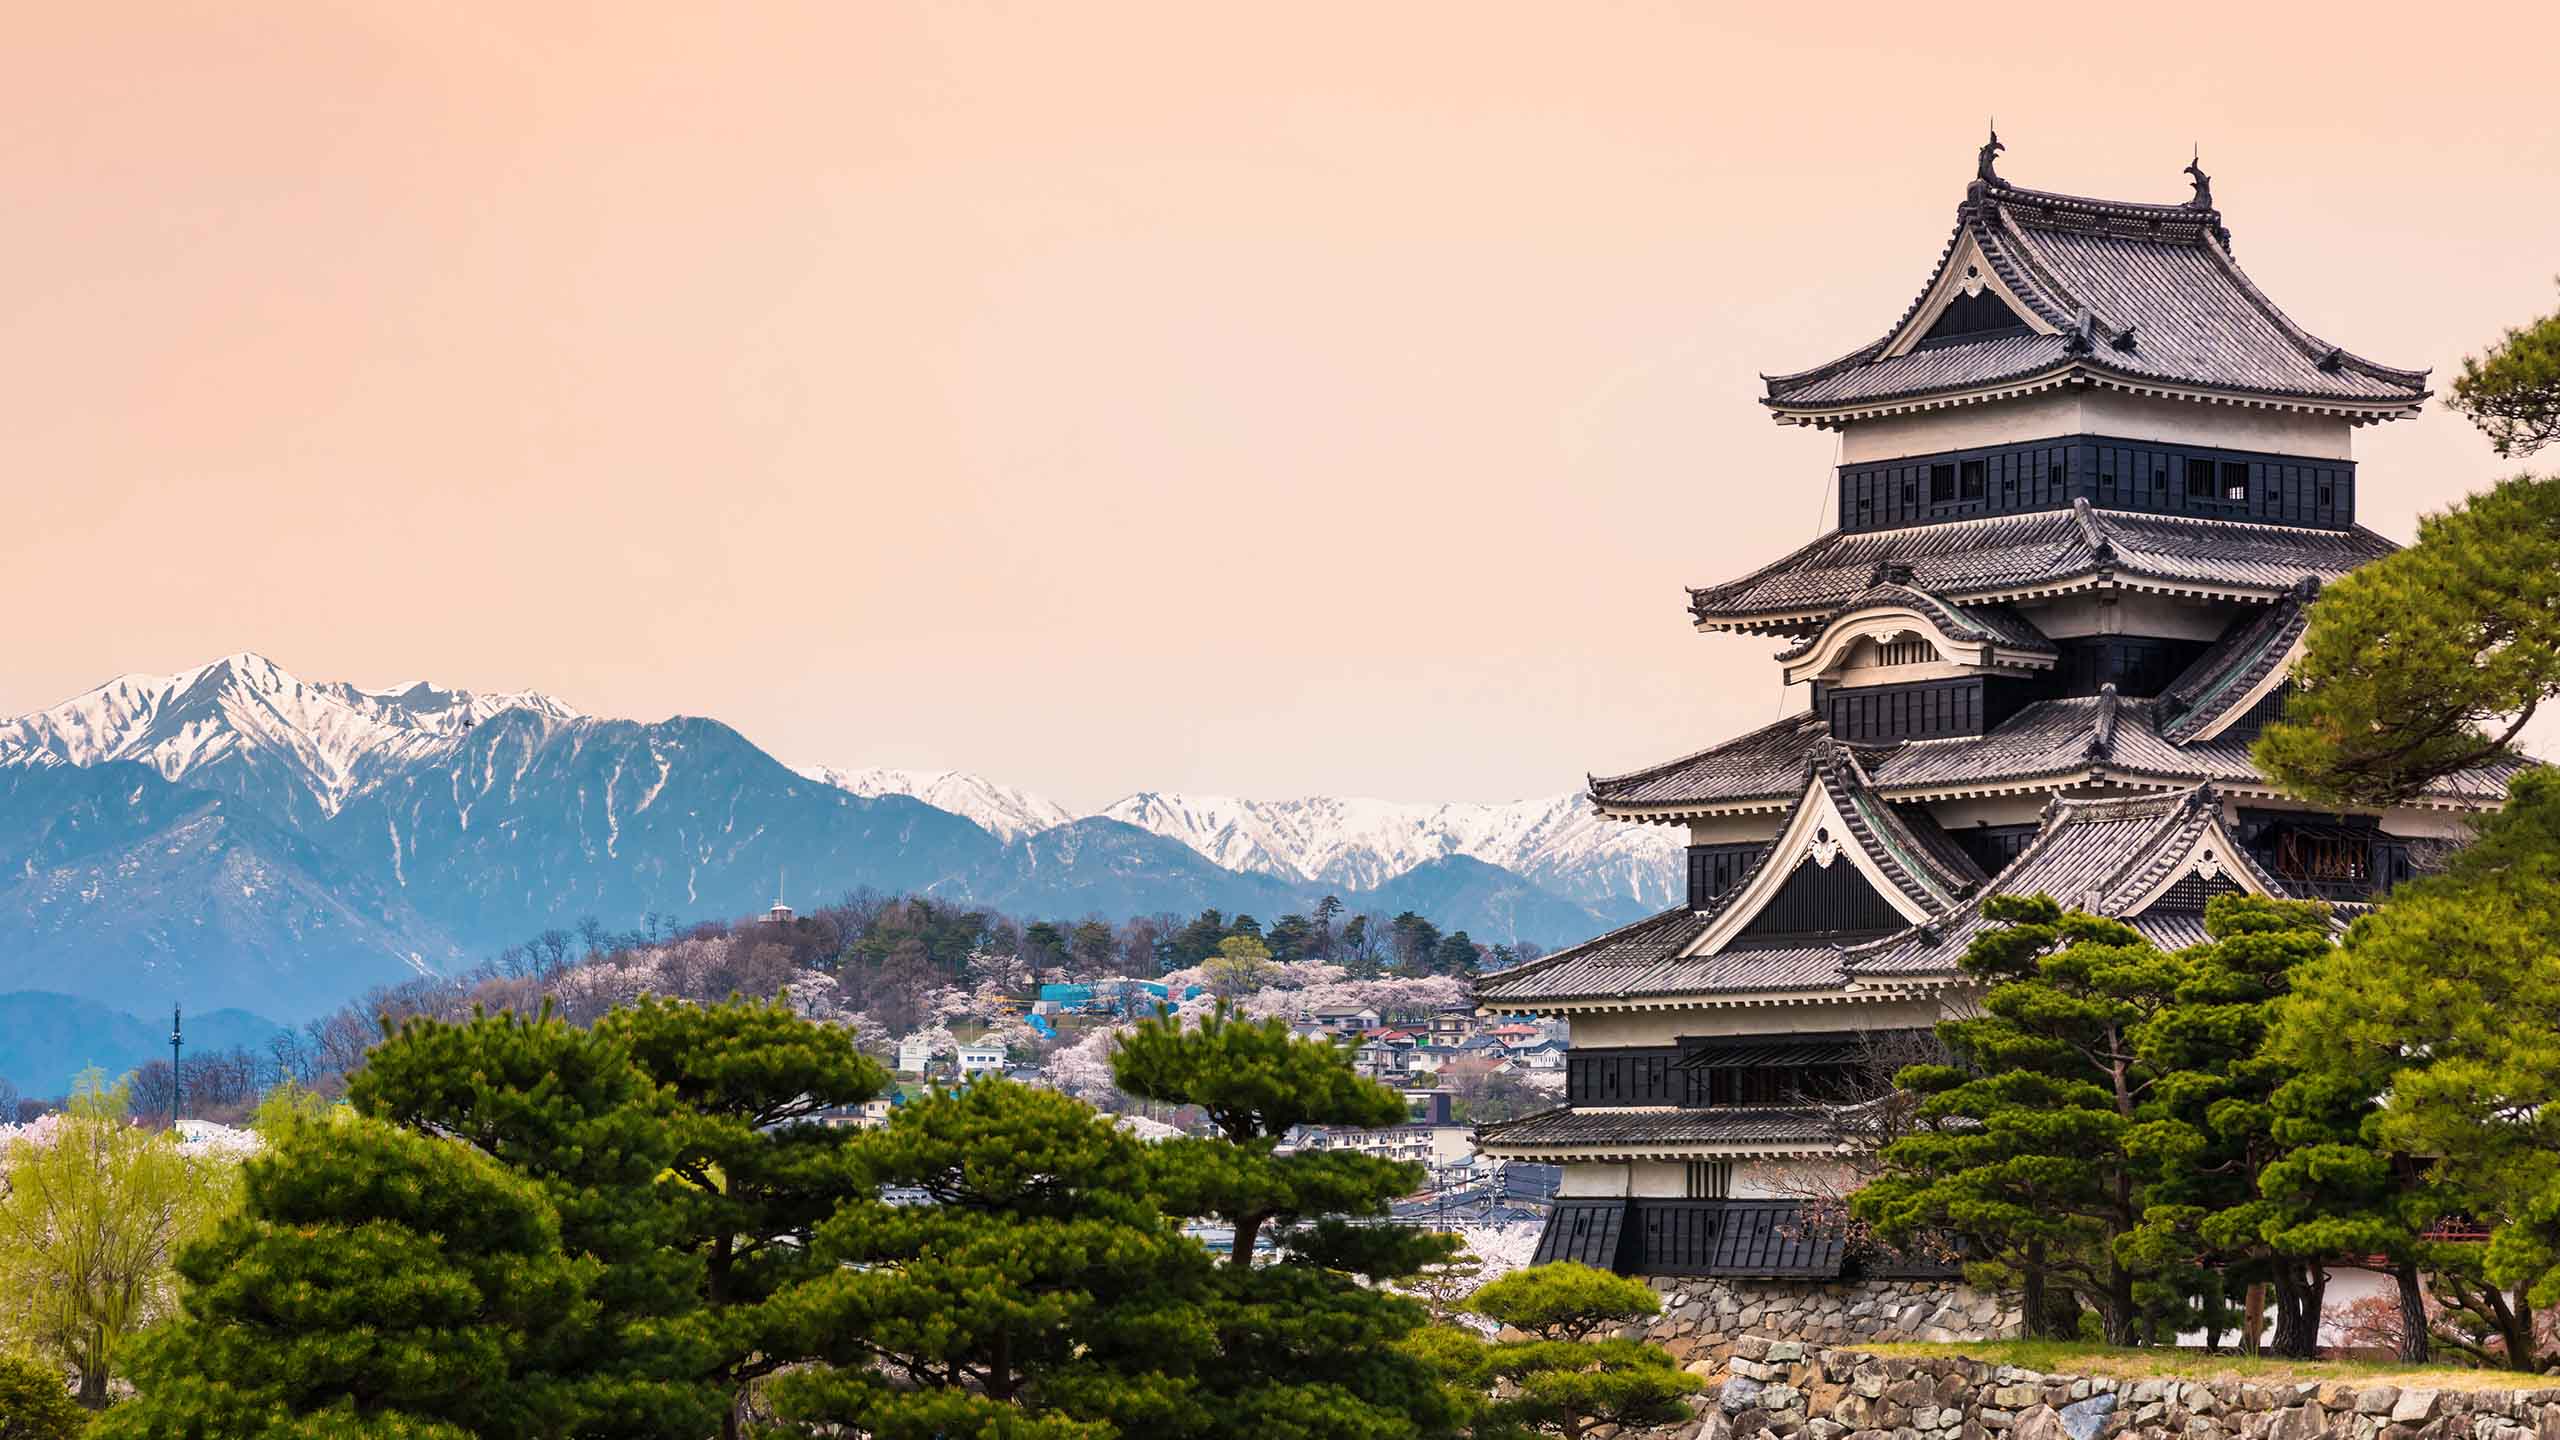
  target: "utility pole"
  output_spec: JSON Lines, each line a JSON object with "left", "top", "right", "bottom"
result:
{"left": 170, "top": 1004, "right": 183, "bottom": 1129}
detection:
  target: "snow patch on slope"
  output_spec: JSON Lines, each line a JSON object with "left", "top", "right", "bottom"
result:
{"left": 799, "top": 765, "right": 1075, "bottom": 843}
{"left": 1100, "top": 790, "right": 1684, "bottom": 907}
{"left": 0, "top": 652, "right": 581, "bottom": 816}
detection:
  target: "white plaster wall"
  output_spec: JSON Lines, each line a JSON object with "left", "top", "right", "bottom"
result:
{"left": 1736, "top": 1158, "right": 1850, "bottom": 1199}
{"left": 2080, "top": 390, "right": 2354, "bottom": 461}
{"left": 2024, "top": 592, "right": 2240, "bottom": 641}
{"left": 1920, "top": 795, "right": 2051, "bottom": 831}
{"left": 1559, "top": 1162, "right": 1631, "bottom": 1197}
{"left": 1838, "top": 389, "right": 2354, "bottom": 465}
{"left": 1840, "top": 391, "right": 2084, "bottom": 463}
{"left": 1817, "top": 656, "right": 1994, "bottom": 688}
{"left": 1569, "top": 997, "right": 1951, "bottom": 1049}
{"left": 1630, "top": 1160, "right": 1690, "bottom": 1197}
{"left": 1689, "top": 814, "right": 1784, "bottom": 845}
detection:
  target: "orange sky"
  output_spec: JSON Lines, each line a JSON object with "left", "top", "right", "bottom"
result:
{"left": 7, "top": 2, "right": 2557, "bottom": 810}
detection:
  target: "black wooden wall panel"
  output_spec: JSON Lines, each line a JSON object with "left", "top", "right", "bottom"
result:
{"left": 1736, "top": 857, "right": 1904, "bottom": 940}
{"left": 1535, "top": 1199, "right": 1635, "bottom": 1269}
{"left": 1686, "top": 841, "right": 1772, "bottom": 910}
{"left": 1837, "top": 432, "right": 2354, "bottom": 533}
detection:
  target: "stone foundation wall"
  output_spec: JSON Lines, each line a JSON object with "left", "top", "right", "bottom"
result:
{"left": 1636, "top": 1279, "right": 2023, "bottom": 1362}
{"left": 1634, "top": 1338, "right": 2560, "bottom": 1440}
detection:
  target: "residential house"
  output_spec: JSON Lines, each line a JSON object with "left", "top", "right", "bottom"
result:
{"left": 1428, "top": 1007, "right": 1479, "bottom": 1047}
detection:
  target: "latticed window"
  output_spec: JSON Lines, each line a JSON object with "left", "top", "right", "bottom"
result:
{"left": 1686, "top": 1160, "right": 1733, "bottom": 1199}
{"left": 1853, "top": 638, "right": 1936, "bottom": 668}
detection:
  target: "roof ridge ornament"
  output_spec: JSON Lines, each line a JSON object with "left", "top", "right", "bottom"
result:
{"left": 2069, "top": 497, "right": 2117, "bottom": 565}
{"left": 2082, "top": 682, "right": 2121, "bottom": 766}
{"left": 2184, "top": 146, "right": 2215, "bottom": 211}
{"left": 1977, "top": 125, "right": 2006, "bottom": 187}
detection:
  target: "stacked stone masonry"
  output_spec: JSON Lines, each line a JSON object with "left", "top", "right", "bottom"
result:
{"left": 1626, "top": 1337, "right": 2560, "bottom": 1440}
{"left": 1637, "top": 1279, "right": 2024, "bottom": 1359}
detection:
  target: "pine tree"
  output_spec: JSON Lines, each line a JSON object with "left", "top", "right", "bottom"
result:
{"left": 2121, "top": 895, "right": 2335, "bottom": 1353}
{"left": 2268, "top": 769, "right": 2560, "bottom": 1369}
{"left": 1113, "top": 1004, "right": 1425, "bottom": 1271}
{"left": 1431, "top": 930, "right": 1480, "bottom": 976}
{"left": 598, "top": 995, "right": 885, "bottom": 1440}
{"left": 0, "top": 1352, "right": 84, "bottom": 1440}
{"left": 763, "top": 1079, "right": 1212, "bottom": 1437}
{"left": 1461, "top": 1263, "right": 1703, "bottom": 1439}
{"left": 1855, "top": 896, "right": 2184, "bottom": 1343}
{"left": 347, "top": 1004, "right": 723, "bottom": 1437}
{"left": 95, "top": 1101, "right": 593, "bottom": 1440}
{"left": 2449, "top": 289, "right": 2560, "bottom": 457}
{"left": 2259, "top": 299, "right": 2560, "bottom": 806}
{"left": 1109, "top": 1007, "right": 1465, "bottom": 1437}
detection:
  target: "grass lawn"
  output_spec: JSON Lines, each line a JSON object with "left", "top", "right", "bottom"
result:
{"left": 1862, "top": 1340, "right": 2560, "bottom": 1392}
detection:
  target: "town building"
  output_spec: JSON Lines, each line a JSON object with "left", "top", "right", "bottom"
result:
{"left": 954, "top": 1042, "right": 1008, "bottom": 1079}
{"left": 1474, "top": 139, "right": 2523, "bottom": 1287}
{"left": 1428, "top": 1006, "right": 1479, "bottom": 1047}
{"left": 1284, "top": 1089, "right": 1477, "bottom": 1169}
{"left": 894, "top": 1034, "right": 935, "bottom": 1075}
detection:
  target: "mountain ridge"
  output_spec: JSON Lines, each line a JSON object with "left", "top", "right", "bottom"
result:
{"left": 0, "top": 653, "right": 1674, "bottom": 1027}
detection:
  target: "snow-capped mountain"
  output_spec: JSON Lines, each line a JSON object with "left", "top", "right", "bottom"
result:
{"left": 1098, "top": 789, "right": 1684, "bottom": 911}
{"left": 798, "top": 765, "right": 1074, "bottom": 843}
{"left": 0, "top": 652, "right": 579, "bottom": 825}
{"left": 0, "top": 651, "right": 1673, "bottom": 1051}
{"left": 807, "top": 771, "right": 1684, "bottom": 912}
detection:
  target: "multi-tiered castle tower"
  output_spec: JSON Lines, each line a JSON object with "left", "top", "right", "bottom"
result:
{"left": 1476, "top": 140, "right": 2523, "bottom": 1285}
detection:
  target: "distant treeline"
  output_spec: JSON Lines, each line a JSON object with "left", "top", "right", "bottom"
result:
{"left": 50, "top": 889, "right": 1540, "bottom": 1123}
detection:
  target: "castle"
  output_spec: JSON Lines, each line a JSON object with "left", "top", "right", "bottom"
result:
{"left": 1474, "top": 138, "right": 2522, "bottom": 1287}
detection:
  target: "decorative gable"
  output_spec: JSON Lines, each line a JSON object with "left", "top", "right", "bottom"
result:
{"left": 1686, "top": 739, "right": 1982, "bottom": 954}
{"left": 1776, "top": 580, "right": 2056, "bottom": 687}
{"left": 1735, "top": 852, "right": 1910, "bottom": 940}
{"left": 1879, "top": 228, "right": 2056, "bottom": 360}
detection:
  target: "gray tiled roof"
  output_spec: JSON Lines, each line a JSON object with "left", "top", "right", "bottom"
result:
{"left": 1590, "top": 713, "right": 1830, "bottom": 809}
{"left": 1763, "top": 174, "right": 2429, "bottom": 419}
{"left": 1471, "top": 913, "right": 1844, "bottom": 1004}
{"left": 1483, "top": 784, "right": 2312, "bottom": 1003}
{"left": 1843, "top": 786, "right": 2291, "bottom": 977}
{"left": 1688, "top": 501, "right": 2399, "bottom": 629}
{"left": 1817, "top": 741, "right": 1987, "bottom": 910}
{"left": 1591, "top": 690, "right": 2525, "bottom": 814}
{"left": 1476, "top": 1105, "right": 1840, "bottom": 1150}
{"left": 2155, "top": 579, "right": 2317, "bottom": 743}
{"left": 1771, "top": 581, "right": 2056, "bottom": 664}
{"left": 1489, "top": 741, "right": 1983, "bottom": 1005}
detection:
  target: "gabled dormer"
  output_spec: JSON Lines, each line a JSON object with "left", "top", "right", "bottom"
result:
{"left": 1687, "top": 738, "right": 1983, "bottom": 948}
{"left": 1777, "top": 573, "right": 2056, "bottom": 688}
